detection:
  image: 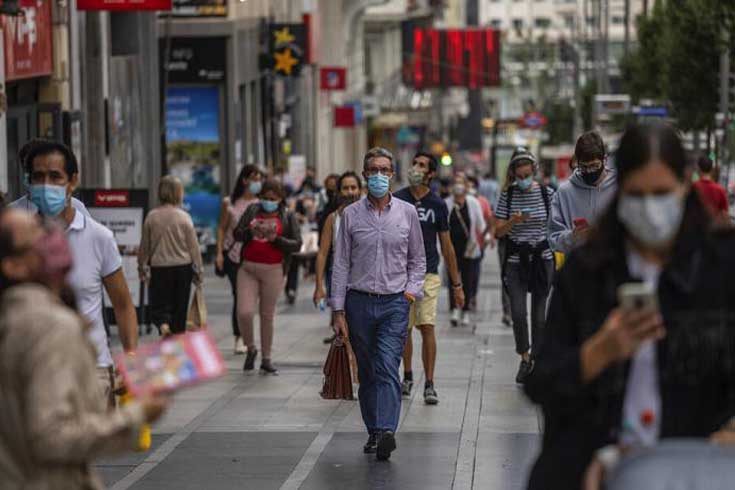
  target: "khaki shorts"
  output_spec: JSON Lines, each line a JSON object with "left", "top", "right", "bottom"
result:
{"left": 409, "top": 273, "right": 442, "bottom": 329}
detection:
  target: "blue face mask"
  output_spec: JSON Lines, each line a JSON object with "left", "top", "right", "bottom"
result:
{"left": 29, "top": 184, "right": 68, "bottom": 216}
{"left": 260, "top": 199, "right": 279, "bottom": 213}
{"left": 517, "top": 176, "right": 534, "bottom": 191}
{"left": 367, "top": 174, "right": 391, "bottom": 198}
{"left": 248, "top": 181, "right": 262, "bottom": 195}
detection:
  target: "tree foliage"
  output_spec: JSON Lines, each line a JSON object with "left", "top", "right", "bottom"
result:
{"left": 621, "top": 0, "right": 735, "bottom": 132}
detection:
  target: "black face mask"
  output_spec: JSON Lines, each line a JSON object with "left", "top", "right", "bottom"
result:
{"left": 581, "top": 167, "right": 604, "bottom": 186}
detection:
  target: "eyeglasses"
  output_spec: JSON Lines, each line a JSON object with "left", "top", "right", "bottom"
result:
{"left": 364, "top": 167, "right": 393, "bottom": 177}
{"left": 578, "top": 160, "right": 603, "bottom": 173}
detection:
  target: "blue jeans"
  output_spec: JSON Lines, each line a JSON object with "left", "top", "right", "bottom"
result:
{"left": 345, "top": 290, "right": 410, "bottom": 434}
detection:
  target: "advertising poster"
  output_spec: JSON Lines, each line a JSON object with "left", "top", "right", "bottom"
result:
{"left": 165, "top": 86, "right": 222, "bottom": 247}
{"left": 79, "top": 189, "right": 149, "bottom": 312}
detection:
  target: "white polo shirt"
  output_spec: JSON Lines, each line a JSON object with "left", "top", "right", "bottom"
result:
{"left": 65, "top": 210, "right": 122, "bottom": 367}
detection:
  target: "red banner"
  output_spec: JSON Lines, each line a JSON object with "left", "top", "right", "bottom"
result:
{"left": 77, "top": 0, "right": 172, "bottom": 10}
{"left": 320, "top": 67, "right": 347, "bottom": 91}
{"left": 2, "top": 0, "right": 53, "bottom": 81}
{"left": 334, "top": 106, "right": 355, "bottom": 128}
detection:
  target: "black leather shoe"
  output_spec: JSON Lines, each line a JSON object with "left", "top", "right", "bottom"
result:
{"left": 363, "top": 434, "right": 378, "bottom": 454}
{"left": 243, "top": 348, "right": 258, "bottom": 371}
{"left": 376, "top": 431, "right": 396, "bottom": 461}
{"left": 515, "top": 359, "right": 534, "bottom": 384}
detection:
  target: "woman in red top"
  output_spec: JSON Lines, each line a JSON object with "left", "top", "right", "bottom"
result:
{"left": 233, "top": 179, "right": 302, "bottom": 374}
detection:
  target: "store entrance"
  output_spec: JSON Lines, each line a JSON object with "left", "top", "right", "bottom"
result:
{"left": 5, "top": 103, "right": 63, "bottom": 200}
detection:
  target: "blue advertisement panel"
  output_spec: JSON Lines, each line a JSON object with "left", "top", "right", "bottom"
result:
{"left": 165, "top": 85, "right": 221, "bottom": 248}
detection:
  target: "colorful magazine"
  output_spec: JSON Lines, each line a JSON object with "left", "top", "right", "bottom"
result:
{"left": 116, "top": 331, "right": 226, "bottom": 396}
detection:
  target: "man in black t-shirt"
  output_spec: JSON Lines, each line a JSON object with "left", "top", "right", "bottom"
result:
{"left": 394, "top": 152, "right": 465, "bottom": 405}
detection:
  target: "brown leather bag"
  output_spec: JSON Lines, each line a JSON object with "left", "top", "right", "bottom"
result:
{"left": 320, "top": 335, "right": 354, "bottom": 400}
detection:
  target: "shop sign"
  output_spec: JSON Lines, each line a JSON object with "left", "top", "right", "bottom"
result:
{"left": 334, "top": 106, "right": 355, "bottom": 128}
{"left": 161, "top": 38, "right": 226, "bottom": 84}
{"left": 268, "top": 24, "right": 308, "bottom": 77}
{"left": 78, "top": 0, "right": 172, "bottom": 10}
{"left": 320, "top": 67, "right": 346, "bottom": 90}
{"left": 172, "top": 0, "right": 226, "bottom": 17}
{"left": 2, "top": 0, "right": 53, "bottom": 81}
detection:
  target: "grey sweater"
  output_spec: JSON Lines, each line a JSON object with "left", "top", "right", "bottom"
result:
{"left": 548, "top": 168, "right": 617, "bottom": 254}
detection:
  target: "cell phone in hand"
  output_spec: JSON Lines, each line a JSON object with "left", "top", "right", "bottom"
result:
{"left": 521, "top": 209, "right": 531, "bottom": 217}
{"left": 617, "top": 282, "right": 659, "bottom": 312}
{"left": 573, "top": 217, "right": 589, "bottom": 229}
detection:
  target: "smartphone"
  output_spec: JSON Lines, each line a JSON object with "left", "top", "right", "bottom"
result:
{"left": 521, "top": 209, "right": 531, "bottom": 217}
{"left": 617, "top": 282, "right": 659, "bottom": 312}
{"left": 573, "top": 217, "right": 589, "bottom": 228}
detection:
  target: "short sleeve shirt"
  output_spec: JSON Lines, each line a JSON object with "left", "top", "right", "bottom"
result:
{"left": 495, "top": 184, "right": 554, "bottom": 262}
{"left": 65, "top": 210, "right": 123, "bottom": 367}
{"left": 394, "top": 187, "right": 449, "bottom": 274}
{"left": 10, "top": 195, "right": 91, "bottom": 217}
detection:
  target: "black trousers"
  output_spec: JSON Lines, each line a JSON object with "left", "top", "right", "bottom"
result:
{"left": 224, "top": 255, "right": 240, "bottom": 337}
{"left": 286, "top": 256, "right": 300, "bottom": 293}
{"left": 448, "top": 256, "right": 481, "bottom": 312}
{"left": 150, "top": 264, "right": 194, "bottom": 334}
{"left": 505, "top": 260, "right": 554, "bottom": 355}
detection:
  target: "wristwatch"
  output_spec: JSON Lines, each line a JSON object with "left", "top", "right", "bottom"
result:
{"left": 452, "top": 283, "right": 463, "bottom": 289}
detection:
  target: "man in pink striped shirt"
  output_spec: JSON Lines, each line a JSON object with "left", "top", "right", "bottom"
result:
{"left": 331, "top": 147, "right": 426, "bottom": 461}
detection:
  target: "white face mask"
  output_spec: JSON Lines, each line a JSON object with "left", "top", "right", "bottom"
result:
{"left": 617, "top": 192, "right": 685, "bottom": 248}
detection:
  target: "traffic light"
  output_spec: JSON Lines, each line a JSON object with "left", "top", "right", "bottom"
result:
{"left": 441, "top": 152, "right": 453, "bottom": 166}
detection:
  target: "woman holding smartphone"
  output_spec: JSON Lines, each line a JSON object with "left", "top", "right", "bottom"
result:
{"left": 494, "top": 148, "right": 555, "bottom": 384}
{"left": 233, "top": 179, "right": 302, "bottom": 375}
{"left": 524, "top": 123, "right": 735, "bottom": 490}
{"left": 215, "top": 165, "right": 262, "bottom": 354}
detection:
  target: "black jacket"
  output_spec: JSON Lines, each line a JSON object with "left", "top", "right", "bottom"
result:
{"left": 232, "top": 203, "right": 302, "bottom": 274}
{"left": 524, "top": 193, "right": 735, "bottom": 490}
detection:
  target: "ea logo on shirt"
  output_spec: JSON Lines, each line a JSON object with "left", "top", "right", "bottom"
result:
{"left": 417, "top": 207, "right": 435, "bottom": 224}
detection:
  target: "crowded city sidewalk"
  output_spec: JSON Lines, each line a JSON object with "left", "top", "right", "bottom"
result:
{"left": 95, "top": 254, "right": 540, "bottom": 490}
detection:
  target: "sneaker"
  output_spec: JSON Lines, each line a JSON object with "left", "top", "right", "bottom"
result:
{"left": 234, "top": 337, "right": 247, "bottom": 355}
{"left": 502, "top": 315, "right": 512, "bottom": 327}
{"left": 401, "top": 379, "right": 413, "bottom": 398}
{"left": 515, "top": 359, "right": 534, "bottom": 384}
{"left": 424, "top": 385, "right": 439, "bottom": 405}
{"left": 450, "top": 309, "right": 461, "bottom": 327}
{"left": 376, "top": 431, "right": 397, "bottom": 461}
{"left": 243, "top": 348, "right": 258, "bottom": 371}
{"left": 461, "top": 311, "right": 471, "bottom": 327}
{"left": 286, "top": 289, "right": 296, "bottom": 305}
{"left": 260, "top": 359, "right": 279, "bottom": 375}
{"left": 363, "top": 434, "right": 378, "bottom": 454}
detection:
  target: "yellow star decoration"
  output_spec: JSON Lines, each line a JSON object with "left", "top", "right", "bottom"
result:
{"left": 273, "top": 27, "right": 295, "bottom": 46}
{"left": 274, "top": 49, "right": 299, "bottom": 75}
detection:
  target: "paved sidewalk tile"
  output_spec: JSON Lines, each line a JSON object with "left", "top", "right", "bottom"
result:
{"left": 128, "top": 432, "right": 317, "bottom": 490}
{"left": 299, "top": 432, "right": 459, "bottom": 490}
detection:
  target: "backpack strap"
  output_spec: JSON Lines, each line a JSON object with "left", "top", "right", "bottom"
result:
{"left": 540, "top": 184, "right": 550, "bottom": 217}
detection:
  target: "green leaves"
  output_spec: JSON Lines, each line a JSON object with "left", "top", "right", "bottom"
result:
{"left": 622, "top": 0, "right": 734, "bottom": 131}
